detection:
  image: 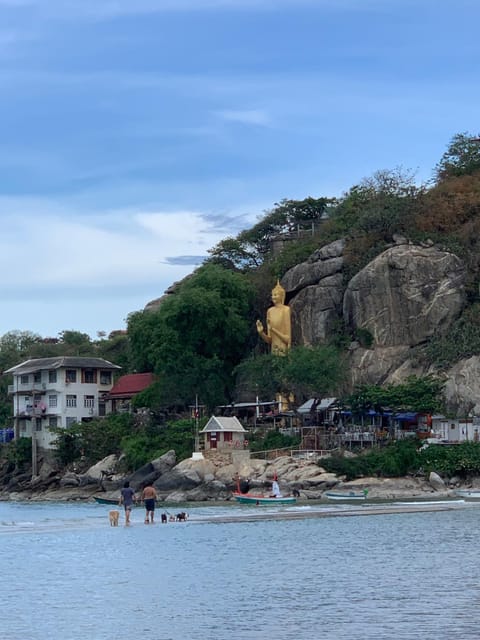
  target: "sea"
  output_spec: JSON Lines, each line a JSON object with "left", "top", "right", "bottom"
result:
{"left": 1, "top": 498, "right": 480, "bottom": 640}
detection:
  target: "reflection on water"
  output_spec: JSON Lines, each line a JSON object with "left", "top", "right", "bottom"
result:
{"left": 2, "top": 500, "right": 480, "bottom": 640}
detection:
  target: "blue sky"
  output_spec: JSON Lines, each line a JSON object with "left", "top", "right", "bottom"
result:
{"left": 0, "top": 0, "right": 479, "bottom": 340}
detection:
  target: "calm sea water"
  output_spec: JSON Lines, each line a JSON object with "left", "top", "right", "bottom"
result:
{"left": 1, "top": 499, "right": 480, "bottom": 640}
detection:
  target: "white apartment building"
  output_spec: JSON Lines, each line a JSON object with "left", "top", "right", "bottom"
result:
{"left": 5, "top": 356, "right": 121, "bottom": 450}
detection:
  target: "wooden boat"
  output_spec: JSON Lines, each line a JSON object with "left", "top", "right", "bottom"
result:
{"left": 232, "top": 492, "right": 297, "bottom": 505}
{"left": 324, "top": 489, "right": 369, "bottom": 501}
{"left": 232, "top": 473, "right": 296, "bottom": 505}
{"left": 454, "top": 489, "right": 480, "bottom": 499}
{"left": 93, "top": 496, "right": 120, "bottom": 505}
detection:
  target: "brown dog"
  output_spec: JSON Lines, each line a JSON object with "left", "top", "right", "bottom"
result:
{"left": 109, "top": 510, "right": 120, "bottom": 526}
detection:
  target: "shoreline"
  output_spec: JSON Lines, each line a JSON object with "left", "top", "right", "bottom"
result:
{"left": 191, "top": 499, "right": 473, "bottom": 525}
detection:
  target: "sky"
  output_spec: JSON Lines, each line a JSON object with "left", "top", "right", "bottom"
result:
{"left": 0, "top": 0, "right": 479, "bottom": 340}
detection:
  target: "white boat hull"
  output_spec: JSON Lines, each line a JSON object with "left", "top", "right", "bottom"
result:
{"left": 454, "top": 489, "right": 480, "bottom": 499}
{"left": 324, "top": 491, "right": 367, "bottom": 501}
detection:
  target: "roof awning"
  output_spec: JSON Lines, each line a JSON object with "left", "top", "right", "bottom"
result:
{"left": 298, "top": 398, "right": 337, "bottom": 414}
{"left": 395, "top": 412, "right": 418, "bottom": 421}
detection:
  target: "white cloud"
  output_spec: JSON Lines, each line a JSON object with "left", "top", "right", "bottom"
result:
{"left": 0, "top": 204, "right": 248, "bottom": 291}
{"left": 214, "top": 109, "right": 271, "bottom": 127}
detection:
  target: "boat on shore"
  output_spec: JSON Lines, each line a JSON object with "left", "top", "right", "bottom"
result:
{"left": 93, "top": 496, "right": 120, "bottom": 505}
{"left": 232, "top": 492, "right": 297, "bottom": 505}
{"left": 232, "top": 473, "right": 297, "bottom": 505}
{"left": 454, "top": 489, "right": 480, "bottom": 499}
{"left": 324, "top": 489, "right": 369, "bottom": 501}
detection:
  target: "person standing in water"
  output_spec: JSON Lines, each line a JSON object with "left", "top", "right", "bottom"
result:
{"left": 141, "top": 482, "right": 158, "bottom": 524}
{"left": 119, "top": 481, "right": 136, "bottom": 526}
{"left": 256, "top": 280, "right": 291, "bottom": 356}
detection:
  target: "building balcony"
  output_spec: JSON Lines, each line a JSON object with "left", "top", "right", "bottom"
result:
{"left": 8, "top": 382, "right": 56, "bottom": 394}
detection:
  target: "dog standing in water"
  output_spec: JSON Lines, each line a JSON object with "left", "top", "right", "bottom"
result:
{"left": 109, "top": 510, "right": 120, "bottom": 526}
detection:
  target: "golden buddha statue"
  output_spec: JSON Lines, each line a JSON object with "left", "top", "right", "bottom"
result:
{"left": 256, "top": 280, "right": 291, "bottom": 356}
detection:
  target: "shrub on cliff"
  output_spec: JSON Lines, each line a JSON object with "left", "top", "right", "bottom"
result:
{"left": 418, "top": 441, "right": 480, "bottom": 478}
{"left": 321, "top": 439, "right": 421, "bottom": 480}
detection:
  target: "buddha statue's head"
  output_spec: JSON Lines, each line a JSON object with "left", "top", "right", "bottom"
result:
{"left": 271, "top": 280, "right": 286, "bottom": 305}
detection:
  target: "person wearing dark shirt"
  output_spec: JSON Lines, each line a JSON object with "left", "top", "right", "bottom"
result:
{"left": 119, "top": 481, "right": 136, "bottom": 525}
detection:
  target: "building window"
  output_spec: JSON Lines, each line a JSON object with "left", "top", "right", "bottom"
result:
{"left": 48, "top": 395, "right": 57, "bottom": 408}
{"left": 24, "top": 396, "right": 30, "bottom": 403}
{"left": 100, "top": 371, "right": 112, "bottom": 385}
{"left": 84, "top": 395, "right": 95, "bottom": 408}
{"left": 49, "top": 370, "right": 57, "bottom": 383}
{"left": 49, "top": 416, "right": 58, "bottom": 428}
{"left": 224, "top": 432, "right": 233, "bottom": 442}
{"left": 83, "top": 369, "right": 96, "bottom": 384}
{"left": 65, "top": 369, "right": 77, "bottom": 383}
{"left": 35, "top": 419, "right": 42, "bottom": 432}
{"left": 66, "top": 395, "right": 77, "bottom": 408}
{"left": 34, "top": 372, "right": 41, "bottom": 384}
{"left": 98, "top": 402, "right": 106, "bottom": 417}
{"left": 66, "top": 417, "right": 76, "bottom": 428}
{"left": 21, "top": 374, "right": 29, "bottom": 384}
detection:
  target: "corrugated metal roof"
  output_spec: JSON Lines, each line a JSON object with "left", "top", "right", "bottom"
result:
{"left": 4, "top": 356, "right": 121, "bottom": 375}
{"left": 298, "top": 397, "right": 337, "bottom": 414}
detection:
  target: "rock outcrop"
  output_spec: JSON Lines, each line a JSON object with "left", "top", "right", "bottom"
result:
{"left": 143, "top": 237, "right": 473, "bottom": 415}
{"left": 343, "top": 245, "right": 466, "bottom": 347}
{"left": 280, "top": 240, "right": 469, "bottom": 410}
{"left": 0, "top": 451, "right": 462, "bottom": 503}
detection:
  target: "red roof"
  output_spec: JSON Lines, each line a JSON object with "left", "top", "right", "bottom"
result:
{"left": 108, "top": 372, "right": 155, "bottom": 398}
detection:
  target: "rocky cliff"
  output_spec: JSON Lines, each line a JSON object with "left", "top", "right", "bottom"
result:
{"left": 282, "top": 237, "right": 479, "bottom": 415}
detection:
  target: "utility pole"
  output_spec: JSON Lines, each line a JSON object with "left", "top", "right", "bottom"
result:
{"left": 191, "top": 394, "right": 204, "bottom": 460}
{"left": 31, "top": 409, "right": 38, "bottom": 478}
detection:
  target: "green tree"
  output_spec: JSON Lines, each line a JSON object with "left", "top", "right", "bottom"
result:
{"left": 435, "top": 132, "right": 480, "bottom": 182}
{"left": 207, "top": 197, "right": 333, "bottom": 271}
{"left": 57, "top": 330, "right": 94, "bottom": 356}
{"left": 346, "top": 375, "right": 444, "bottom": 416}
{"left": 128, "top": 263, "right": 255, "bottom": 411}
{"left": 50, "top": 413, "right": 134, "bottom": 466}
{"left": 235, "top": 345, "right": 346, "bottom": 408}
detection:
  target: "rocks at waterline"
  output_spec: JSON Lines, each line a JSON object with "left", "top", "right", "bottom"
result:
{"left": 0, "top": 450, "right": 468, "bottom": 503}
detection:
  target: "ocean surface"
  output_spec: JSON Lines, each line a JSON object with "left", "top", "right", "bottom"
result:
{"left": 1, "top": 498, "right": 480, "bottom": 640}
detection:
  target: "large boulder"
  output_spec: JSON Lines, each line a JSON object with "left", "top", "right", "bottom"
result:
{"left": 444, "top": 356, "right": 480, "bottom": 416}
{"left": 343, "top": 245, "right": 466, "bottom": 348}
{"left": 85, "top": 455, "right": 118, "bottom": 481}
{"left": 154, "top": 468, "right": 202, "bottom": 492}
{"left": 175, "top": 457, "right": 216, "bottom": 480}
{"left": 429, "top": 471, "right": 447, "bottom": 492}
{"left": 151, "top": 450, "right": 176, "bottom": 474}
{"left": 283, "top": 239, "right": 346, "bottom": 345}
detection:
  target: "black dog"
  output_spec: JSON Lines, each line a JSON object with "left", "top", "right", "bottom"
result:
{"left": 176, "top": 512, "right": 188, "bottom": 522}
{"left": 161, "top": 513, "right": 168, "bottom": 524}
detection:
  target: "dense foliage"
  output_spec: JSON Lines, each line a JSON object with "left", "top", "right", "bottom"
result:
{"left": 345, "top": 376, "right": 445, "bottom": 416}
{"left": 422, "top": 303, "right": 480, "bottom": 368}
{"left": 321, "top": 439, "right": 421, "bottom": 480}
{"left": 235, "top": 344, "right": 347, "bottom": 407}
{"left": 321, "top": 440, "right": 480, "bottom": 481}
{"left": 51, "top": 415, "right": 199, "bottom": 471}
{"left": 128, "top": 263, "right": 255, "bottom": 412}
